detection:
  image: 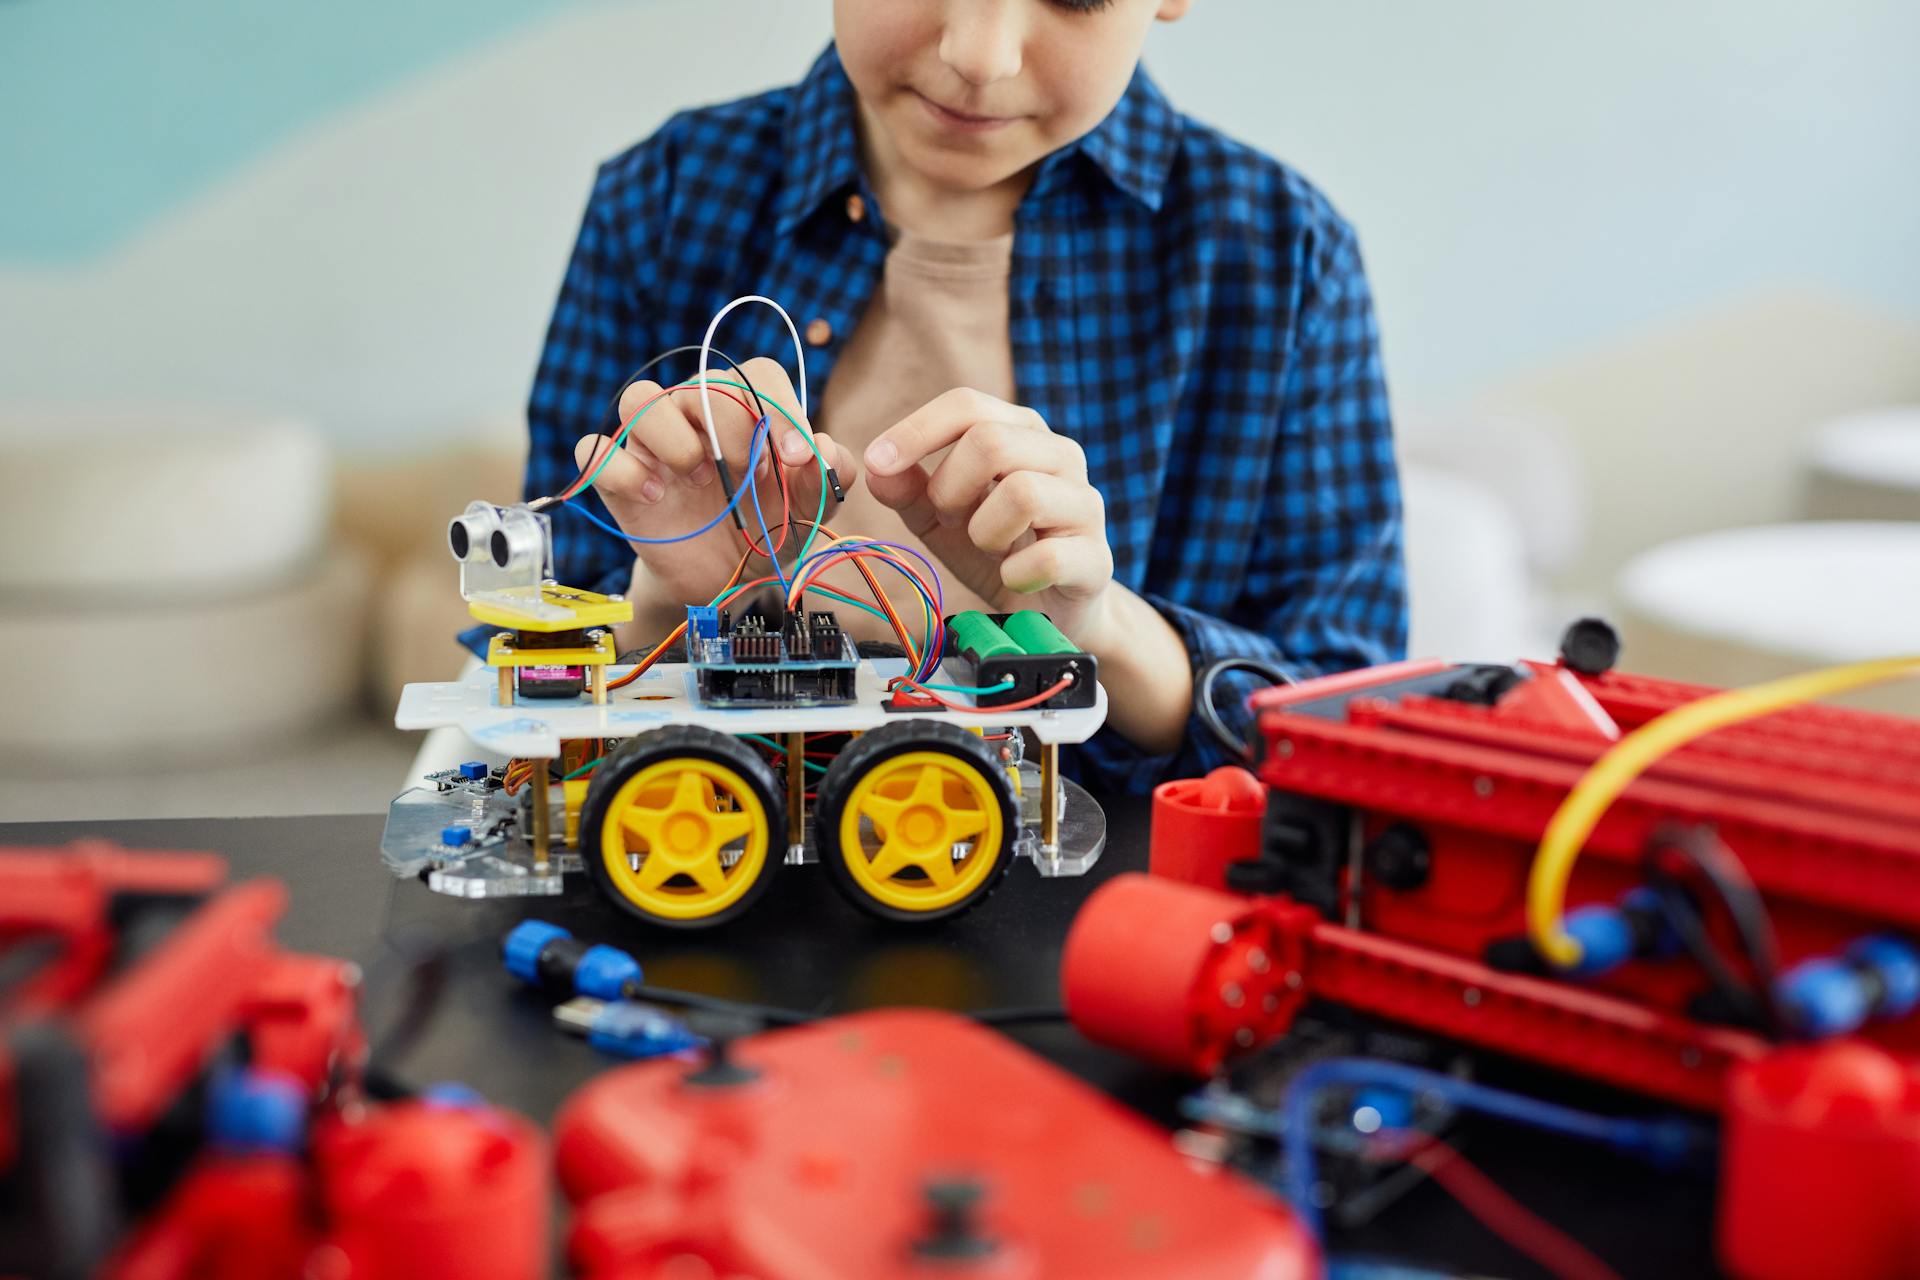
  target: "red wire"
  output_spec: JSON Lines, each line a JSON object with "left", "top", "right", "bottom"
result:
{"left": 738, "top": 419, "right": 793, "bottom": 560}
{"left": 888, "top": 673, "right": 1075, "bottom": 714}
{"left": 1392, "top": 1137, "right": 1623, "bottom": 1280}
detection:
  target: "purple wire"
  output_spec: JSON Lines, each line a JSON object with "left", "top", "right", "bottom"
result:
{"left": 791, "top": 538, "right": 947, "bottom": 680}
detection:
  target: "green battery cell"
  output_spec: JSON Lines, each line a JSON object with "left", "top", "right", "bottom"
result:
{"left": 949, "top": 610, "right": 1023, "bottom": 660}
{"left": 1003, "top": 610, "right": 1078, "bottom": 656}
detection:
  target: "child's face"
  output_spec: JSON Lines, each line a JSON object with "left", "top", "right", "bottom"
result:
{"left": 835, "top": 0, "right": 1190, "bottom": 197}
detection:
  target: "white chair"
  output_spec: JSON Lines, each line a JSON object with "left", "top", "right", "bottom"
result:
{"left": 1803, "top": 404, "right": 1920, "bottom": 523}
{"left": 1617, "top": 522, "right": 1920, "bottom": 717}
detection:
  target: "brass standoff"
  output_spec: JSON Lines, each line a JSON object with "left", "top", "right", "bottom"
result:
{"left": 786, "top": 732, "right": 806, "bottom": 852}
{"left": 1040, "top": 740, "right": 1060, "bottom": 851}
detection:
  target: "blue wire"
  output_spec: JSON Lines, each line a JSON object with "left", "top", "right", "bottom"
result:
{"left": 1279, "top": 1058, "right": 1711, "bottom": 1239}
{"left": 741, "top": 415, "right": 787, "bottom": 591}
{"left": 558, "top": 417, "right": 770, "bottom": 546}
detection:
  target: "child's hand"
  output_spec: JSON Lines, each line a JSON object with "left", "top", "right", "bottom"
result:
{"left": 577, "top": 358, "right": 858, "bottom": 616}
{"left": 862, "top": 389, "right": 1117, "bottom": 646}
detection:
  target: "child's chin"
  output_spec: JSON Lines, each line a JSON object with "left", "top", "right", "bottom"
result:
{"left": 902, "top": 135, "right": 1041, "bottom": 193}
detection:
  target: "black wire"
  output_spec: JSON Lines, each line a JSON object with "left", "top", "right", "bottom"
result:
{"left": 1641, "top": 825, "right": 1785, "bottom": 1037}
{"left": 1196, "top": 657, "right": 1297, "bottom": 763}
{"left": 620, "top": 980, "right": 813, "bottom": 1027}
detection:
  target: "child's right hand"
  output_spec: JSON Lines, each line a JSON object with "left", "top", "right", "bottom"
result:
{"left": 575, "top": 357, "right": 858, "bottom": 631}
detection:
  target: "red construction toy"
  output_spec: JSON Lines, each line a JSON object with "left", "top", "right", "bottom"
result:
{"left": 554, "top": 1007, "right": 1317, "bottom": 1279}
{"left": 1064, "top": 625, "right": 1920, "bottom": 1280}
{"left": 0, "top": 841, "right": 548, "bottom": 1280}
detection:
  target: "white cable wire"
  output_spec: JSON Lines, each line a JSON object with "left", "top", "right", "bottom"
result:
{"left": 697, "top": 295, "right": 809, "bottom": 461}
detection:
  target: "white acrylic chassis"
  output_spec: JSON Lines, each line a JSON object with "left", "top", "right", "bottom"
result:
{"left": 385, "top": 656, "right": 1109, "bottom": 901}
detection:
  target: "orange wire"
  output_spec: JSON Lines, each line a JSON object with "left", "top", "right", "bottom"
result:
{"left": 793, "top": 524, "right": 921, "bottom": 671}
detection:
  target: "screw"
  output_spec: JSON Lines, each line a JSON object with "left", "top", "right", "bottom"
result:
{"left": 1235, "top": 1028, "right": 1256, "bottom": 1047}
{"left": 1246, "top": 948, "right": 1271, "bottom": 973}
{"left": 1210, "top": 922, "right": 1233, "bottom": 944}
{"left": 1262, "top": 994, "right": 1279, "bottom": 1013}
{"left": 1284, "top": 971, "right": 1303, "bottom": 990}
{"left": 1680, "top": 1048, "right": 1702, "bottom": 1069}
{"left": 1473, "top": 776, "right": 1495, "bottom": 798}
{"left": 1221, "top": 983, "right": 1245, "bottom": 1008}
{"left": 1462, "top": 987, "right": 1482, "bottom": 1007}
{"left": 1276, "top": 740, "right": 1295, "bottom": 759}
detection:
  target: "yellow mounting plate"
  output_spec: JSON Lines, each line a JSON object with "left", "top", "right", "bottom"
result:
{"left": 487, "top": 629, "right": 618, "bottom": 669}
{"left": 466, "top": 583, "right": 633, "bottom": 633}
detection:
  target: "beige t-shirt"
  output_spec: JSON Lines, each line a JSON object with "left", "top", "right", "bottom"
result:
{"left": 809, "top": 228, "right": 1017, "bottom": 638}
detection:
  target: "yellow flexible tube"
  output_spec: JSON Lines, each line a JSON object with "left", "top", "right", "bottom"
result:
{"left": 1527, "top": 655, "right": 1920, "bottom": 969}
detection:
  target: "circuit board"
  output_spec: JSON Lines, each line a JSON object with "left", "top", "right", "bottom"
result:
{"left": 684, "top": 605, "right": 859, "bottom": 708}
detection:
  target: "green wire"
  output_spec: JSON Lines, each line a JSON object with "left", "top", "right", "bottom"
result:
{"left": 737, "top": 733, "right": 829, "bottom": 775}
{"left": 913, "top": 676, "right": 1016, "bottom": 695}
{"left": 560, "top": 756, "right": 604, "bottom": 781}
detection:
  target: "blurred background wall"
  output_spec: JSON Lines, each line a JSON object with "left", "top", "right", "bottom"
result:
{"left": 3, "top": 0, "right": 1918, "bottom": 817}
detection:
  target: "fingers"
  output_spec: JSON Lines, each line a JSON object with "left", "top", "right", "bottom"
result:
{"left": 966, "top": 471, "right": 1104, "bottom": 554}
{"left": 863, "top": 462, "right": 939, "bottom": 538}
{"left": 865, "top": 388, "right": 1046, "bottom": 477}
{"left": 923, "top": 420, "right": 1086, "bottom": 519}
{"left": 574, "top": 433, "right": 665, "bottom": 507}
{"left": 615, "top": 379, "right": 714, "bottom": 486}
{"left": 999, "top": 533, "right": 1114, "bottom": 598}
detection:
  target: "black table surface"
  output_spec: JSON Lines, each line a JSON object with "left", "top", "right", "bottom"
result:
{"left": 4, "top": 801, "right": 1718, "bottom": 1278}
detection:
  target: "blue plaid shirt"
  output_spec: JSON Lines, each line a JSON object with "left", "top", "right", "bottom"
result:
{"left": 525, "top": 45, "right": 1406, "bottom": 792}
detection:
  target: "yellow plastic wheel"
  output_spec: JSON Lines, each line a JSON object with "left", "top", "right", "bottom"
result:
{"left": 817, "top": 721, "right": 1017, "bottom": 923}
{"left": 580, "top": 727, "right": 782, "bottom": 928}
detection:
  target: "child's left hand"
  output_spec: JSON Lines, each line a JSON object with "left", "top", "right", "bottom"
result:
{"left": 862, "top": 388, "right": 1117, "bottom": 647}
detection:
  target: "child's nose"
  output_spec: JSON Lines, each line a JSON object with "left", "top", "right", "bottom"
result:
{"left": 938, "top": 0, "right": 1026, "bottom": 87}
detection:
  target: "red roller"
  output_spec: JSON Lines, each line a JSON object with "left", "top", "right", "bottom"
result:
{"left": 1719, "top": 1043, "right": 1920, "bottom": 1280}
{"left": 315, "top": 1101, "right": 549, "bottom": 1280}
{"left": 1063, "top": 874, "right": 1310, "bottom": 1074}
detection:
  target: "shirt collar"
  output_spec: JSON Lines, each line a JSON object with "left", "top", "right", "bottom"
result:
{"left": 1045, "top": 61, "right": 1179, "bottom": 212}
{"left": 776, "top": 44, "right": 1181, "bottom": 236}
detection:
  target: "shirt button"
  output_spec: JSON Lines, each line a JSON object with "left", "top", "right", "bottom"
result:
{"left": 805, "top": 318, "right": 834, "bottom": 347}
{"left": 845, "top": 193, "right": 866, "bottom": 223}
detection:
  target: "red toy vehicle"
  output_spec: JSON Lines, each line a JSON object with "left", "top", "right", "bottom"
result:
{"left": 1065, "top": 627, "right": 1920, "bottom": 1279}
{"left": 0, "top": 841, "right": 547, "bottom": 1280}
{"left": 554, "top": 1007, "right": 1316, "bottom": 1279}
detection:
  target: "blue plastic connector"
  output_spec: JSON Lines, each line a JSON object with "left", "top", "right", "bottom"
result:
{"left": 440, "top": 824, "right": 473, "bottom": 848}
{"left": 686, "top": 604, "right": 720, "bottom": 642}
{"left": 587, "top": 1002, "right": 703, "bottom": 1060}
{"left": 502, "top": 919, "right": 571, "bottom": 986}
{"left": 1778, "top": 957, "right": 1873, "bottom": 1038}
{"left": 1779, "top": 935, "right": 1920, "bottom": 1037}
{"left": 1564, "top": 903, "right": 1636, "bottom": 976}
{"left": 420, "top": 1082, "right": 486, "bottom": 1109}
{"left": 458, "top": 761, "right": 490, "bottom": 781}
{"left": 206, "top": 1068, "right": 307, "bottom": 1155}
{"left": 1564, "top": 887, "right": 1676, "bottom": 975}
{"left": 575, "top": 944, "right": 644, "bottom": 1001}
{"left": 1851, "top": 936, "right": 1920, "bottom": 1019}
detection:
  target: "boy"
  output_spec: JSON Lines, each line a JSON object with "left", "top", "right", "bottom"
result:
{"left": 524, "top": 0, "right": 1405, "bottom": 791}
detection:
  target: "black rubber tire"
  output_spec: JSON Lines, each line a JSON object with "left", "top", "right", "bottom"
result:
{"left": 814, "top": 719, "right": 1018, "bottom": 925}
{"left": 579, "top": 725, "right": 786, "bottom": 930}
